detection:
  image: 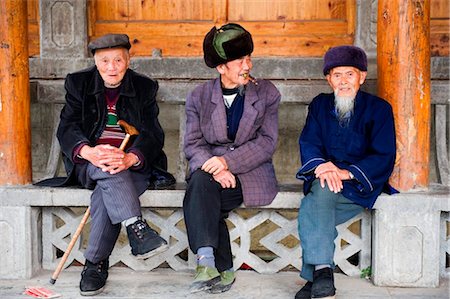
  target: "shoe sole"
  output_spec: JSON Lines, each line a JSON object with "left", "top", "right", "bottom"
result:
{"left": 134, "top": 243, "right": 169, "bottom": 260}
{"left": 80, "top": 285, "right": 106, "bottom": 296}
{"left": 207, "top": 278, "right": 235, "bottom": 294}
{"left": 312, "top": 296, "right": 335, "bottom": 299}
{"left": 189, "top": 276, "right": 221, "bottom": 293}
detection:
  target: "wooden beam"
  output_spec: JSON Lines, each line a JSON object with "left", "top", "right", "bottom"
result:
{"left": 377, "top": 1, "right": 431, "bottom": 191}
{"left": 0, "top": 0, "right": 32, "bottom": 185}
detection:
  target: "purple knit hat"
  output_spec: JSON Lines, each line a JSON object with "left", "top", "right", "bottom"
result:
{"left": 323, "top": 45, "right": 367, "bottom": 75}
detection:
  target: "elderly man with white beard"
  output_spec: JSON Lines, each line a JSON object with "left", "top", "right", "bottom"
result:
{"left": 294, "top": 46, "right": 397, "bottom": 299}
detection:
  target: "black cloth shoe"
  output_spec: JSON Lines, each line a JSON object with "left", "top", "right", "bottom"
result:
{"left": 148, "top": 167, "right": 176, "bottom": 189}
{"left": 126, "top": 218, "right": 169, "bottom": 259}
{"left": 79, "top": 259, "right": 109, "bottom": 296}
{"left": 295, "top": 281, "right": 312, "bottom": 299}
{"left": 311, "top": 268, "right": 336, "bottom": 299}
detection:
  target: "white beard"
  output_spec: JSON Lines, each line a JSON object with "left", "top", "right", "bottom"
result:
{"left": 334, "top": 92, "right": 355, "bottom": 120}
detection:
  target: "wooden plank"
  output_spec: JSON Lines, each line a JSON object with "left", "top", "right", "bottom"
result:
{"left": 87, "top": 0, "right": 97, "bottom": 37}
{"left": 431, "top": 0, "right": 449, "bottom": 18}
{"left": 430, "top": 19, "right": 449, "bottom": 58}
{"left": 431, "top": 19, "right": 450, "bottom": 33}
{"left": 93, "top": 20, "right": 350, "bottom": 36}
{"left": 431, "top": 33, "right": 449, "bottom": 56}
{"left": 27, "top": 0, "right": 39, "bottom": 56}
{"left": 213, "top": 0, "right": 227, "bottom": 24}
{"left": 96, "top": 0, "right": 216, "bottom": 21}
{"left": 27, "top": 22, "right": 40, "bottom": 57}
{"left": 90, "top": 31, "right": 352, "bottom": 56}
{"left": 345, "top": 0, "right": 355, "bottom": 35}
{"left": 94, "top": 0, "right": 129, "bottom": 20}
{"left": 227, "top": 0, "right": 348, "bottom": 21}
{"left": 27, "top": 0, "right": 38, "bottom": 19}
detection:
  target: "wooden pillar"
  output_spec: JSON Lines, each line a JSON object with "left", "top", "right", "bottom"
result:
{"left": 0, "top": 0, "right": 31, "bottom": 185}
{"left": 377, "top": 0, "right": 431, "bottom": 191}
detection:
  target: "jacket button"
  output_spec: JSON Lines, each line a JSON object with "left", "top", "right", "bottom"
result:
{"left": 229, "top": 146, "right": 235, "bottom": 151}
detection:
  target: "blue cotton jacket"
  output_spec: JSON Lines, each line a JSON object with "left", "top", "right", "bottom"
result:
{"left": 296, "top": 90, "right": 397, "bottom": 209}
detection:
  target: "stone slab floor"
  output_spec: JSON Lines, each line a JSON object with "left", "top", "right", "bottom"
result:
{"left": 0, "top": 268, "right": 448, "bottom": 299}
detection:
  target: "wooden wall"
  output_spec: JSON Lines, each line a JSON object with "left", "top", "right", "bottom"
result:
{"left": 430, "top": 0, "right": 450, "bottom": 56}
{"left": 87, "top": 0, "right": 355, "bottom": 57}
{"left": 27, "top": 0, "right": 39, "bottom": 57}
{"left": 26, "top": 0, "right": 450, "bottom": 57}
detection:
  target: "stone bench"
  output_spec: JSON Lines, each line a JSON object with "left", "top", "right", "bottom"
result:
{"left": 1, "top": 183, "right": 448, "bottom": 288}
{"left": 0, "top": 183, "right": 369, "bottom": 279}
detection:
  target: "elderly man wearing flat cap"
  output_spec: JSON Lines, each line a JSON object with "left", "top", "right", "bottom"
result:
{"left": 183, "top": 23, "right": 281, "bottom": 294}
{"left": 294, "top": 45, "right": 397, "bottom": 299}
{"left": 54, "top": 33, "right": 175, "bottom": 296}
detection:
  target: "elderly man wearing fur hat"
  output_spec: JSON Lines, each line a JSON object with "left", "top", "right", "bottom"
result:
{"left": 295, "top": 46, "right": 397, "bottom": 299}
{"left": 183, "top": 23, "right": 281, "bottom": 294}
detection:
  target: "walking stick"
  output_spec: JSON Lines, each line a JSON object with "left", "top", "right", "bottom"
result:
{"left": 49, "top": 206, "right": 90, "bottom": 284}
{"left": 49, "top": 120, "right": 139, "bottom": 284}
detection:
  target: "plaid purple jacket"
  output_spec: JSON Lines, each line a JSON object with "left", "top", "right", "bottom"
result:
{"left": 184, "top": 78, "right": 281, "bottom": 206}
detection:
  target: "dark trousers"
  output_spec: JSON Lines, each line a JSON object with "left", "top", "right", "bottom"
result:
{"left": 75, "top": 163, "right": 149, "bottom": 263}
{"left": 183, "top": 170, "right": 243, "bottom": 272}
{"left": 298, "top": 180, "right": 364, "bottom": 281}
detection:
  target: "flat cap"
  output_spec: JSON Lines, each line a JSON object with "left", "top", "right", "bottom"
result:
{"left": 88, "top": 34, "right": 131, "bottom": 54}
{"left": 203, "top": 23, "right": 253, "bottom": 68}
{"left": 323, "top": 45, "right": 367, "bottom": 75}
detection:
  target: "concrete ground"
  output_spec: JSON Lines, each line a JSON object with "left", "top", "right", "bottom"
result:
{"left": 0, "top": 268, "right": 448, "bottom": 299}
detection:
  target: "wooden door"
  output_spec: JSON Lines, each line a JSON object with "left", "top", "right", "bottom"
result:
{"left": 88, "top": 0, "right": 355, "bottom": 57}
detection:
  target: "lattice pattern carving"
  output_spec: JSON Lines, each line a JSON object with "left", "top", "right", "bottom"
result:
{"left": 42, "top": 207, "right": 371, "bottom": 276}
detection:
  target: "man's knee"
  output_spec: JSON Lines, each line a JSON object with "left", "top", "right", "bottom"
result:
{"left": 309, "top": 179, "right": 336, "bottom": 197}
{"left": 190, "top": 169, "right": 212, "bottom": 181}
{"left": 184, "top": 170, "right": 220, "bottom": 208}
{"left": 187, "top": 169, "right": 215, "bottom": 190}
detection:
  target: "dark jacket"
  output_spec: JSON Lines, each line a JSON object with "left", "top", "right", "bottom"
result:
{"left": 296, "top": 90, "right": 397, "bottom": 209}
{"left": 52, "top": 66, "right": 169, "bottom": 186}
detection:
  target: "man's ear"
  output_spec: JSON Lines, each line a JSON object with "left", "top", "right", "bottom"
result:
{"left": 325, "top": 74, "right": 332, "bottom": 86}
{"left": 123, "top": 49, "right": 131, "bottom": 68}
{"left": 216, "top": 64, "right": 225, "bottom": 74}
{"left": 359, "top": 71, "right": 367, "bottom": 84}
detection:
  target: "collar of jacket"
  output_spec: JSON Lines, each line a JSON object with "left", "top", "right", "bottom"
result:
{"left": 210, "top": 77, "right": 259, "bottom": 145}
{"left": 87, "top": 68, "right": 137, "bottom": 98}
{"left": 211, "top": 77, "right": 258, "bottom": 106}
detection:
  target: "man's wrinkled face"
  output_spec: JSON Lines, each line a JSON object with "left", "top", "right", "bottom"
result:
{"left": 217, "top": 55, "right": 253, "bottom": 88}
{"left": 94, "top": 48, "right": 130, "bottom": 88}
{"left": 326, "top": 66, "right": 367, "bottom": 98}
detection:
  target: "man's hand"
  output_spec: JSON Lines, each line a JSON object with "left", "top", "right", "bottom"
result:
{"left": 201, "top": 156, "right": 228, "bottom": 175}
{"left": 79, "top": 144, "right": 139, "bottom": 174}
{"left": 316, "top": 171, "right": 343, "bottom": 193}
{"left": 212, "top": 170, "right": 236, "bottom": 189}
{"left": 314, "top": 161, "right": 352, "bottom": 193}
